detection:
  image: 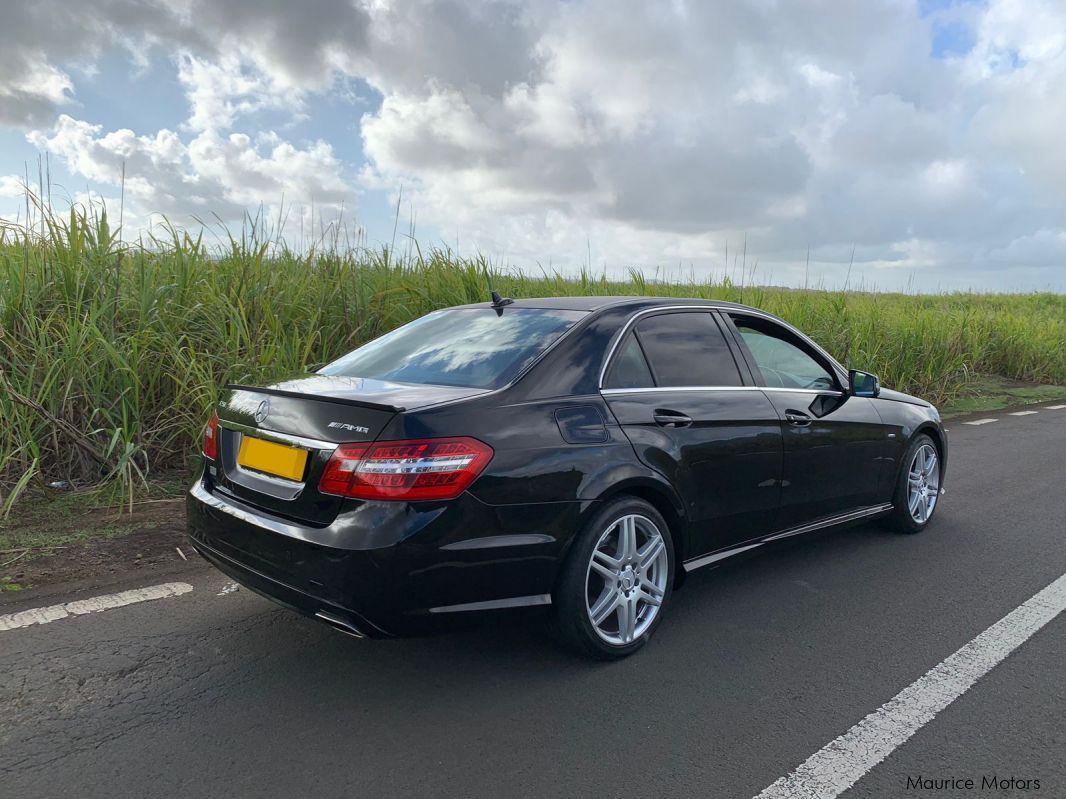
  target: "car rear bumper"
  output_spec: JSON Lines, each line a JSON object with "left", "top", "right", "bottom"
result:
{"left": 190, "top": 534, "right": 386, "bottom": 637}
{"left": 186, "top": 477, "right": 588, "bottom": 636}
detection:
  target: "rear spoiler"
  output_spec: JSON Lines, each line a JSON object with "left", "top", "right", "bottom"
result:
{"left": 225, "top": 384, "right": 406, "bottom": 413}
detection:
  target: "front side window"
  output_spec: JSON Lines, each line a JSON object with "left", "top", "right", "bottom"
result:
{"left": 320, "top": 308, "right": 584, "bottom": 389}
{"left": 634, "top": 312, "right": 742, "bottom": 387}
{"left": 731, "top": 316, "right": 837, "bottom": 390}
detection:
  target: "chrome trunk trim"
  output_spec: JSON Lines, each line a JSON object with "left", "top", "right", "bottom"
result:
{"left": 220, "top": 420, "right": 338, "bottom": 451}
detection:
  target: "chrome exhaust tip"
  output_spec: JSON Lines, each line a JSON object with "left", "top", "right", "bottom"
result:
{"left": 314, "top": 610, "right": 367, "bottom": 639}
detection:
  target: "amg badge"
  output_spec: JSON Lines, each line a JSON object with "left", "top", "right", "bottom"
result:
{"left": 328, "top": 421, "right": 370, "bottom": 434}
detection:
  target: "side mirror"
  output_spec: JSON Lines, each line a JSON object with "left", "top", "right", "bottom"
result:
{"left": 848, "top": 369, "right": 880, "bottom": 398}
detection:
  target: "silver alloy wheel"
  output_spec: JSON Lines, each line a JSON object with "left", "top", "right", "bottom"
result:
{"left": 584, "top": 514, "right": 669, "bottom": 646}
{"left": 907, "top": 443, "right": 940, "bottom": 524}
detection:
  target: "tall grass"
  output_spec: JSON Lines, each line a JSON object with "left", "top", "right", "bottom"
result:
{"left": 2, "top": 198, "right": 1065, "bottom": 510}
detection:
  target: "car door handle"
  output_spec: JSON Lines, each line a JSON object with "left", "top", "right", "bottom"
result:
{"left": 654, "top": 410, "right": 693, "bottom": 428}
{"left": 785, "top": 410, "right": 811, "bottom": 427}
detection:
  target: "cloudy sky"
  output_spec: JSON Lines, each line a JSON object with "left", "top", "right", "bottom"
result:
{"left": 2, "top": 0, "right": 1065, "bottom": 291}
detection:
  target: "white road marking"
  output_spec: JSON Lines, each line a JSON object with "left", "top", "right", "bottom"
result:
{"left": 752, "top": 572, "right": 1066, "bottom": 799}
{"left": 1045, "top": 404, "right": 1066, "bottom": 410}
{"left": 961, "top": 418, "right": 998, "bottom": 425}
{"left": 0, "top": 582, "right": 193, "bottom": 632}
{"left": 1008, "top": 410, "right": 1038, "bottom": 416}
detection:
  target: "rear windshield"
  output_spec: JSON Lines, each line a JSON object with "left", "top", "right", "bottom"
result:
{"left": 319, "top": 308, "right": 585, "bottom": 389}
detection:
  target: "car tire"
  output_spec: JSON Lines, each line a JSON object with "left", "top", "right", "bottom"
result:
{"left": 886, "top": 433, "right": 942, "bottom": 534}
{"left": 551, "top": 496, "right": 675, "bottom": 660}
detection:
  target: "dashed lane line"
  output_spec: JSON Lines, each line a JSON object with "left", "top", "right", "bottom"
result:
{"left": 0, "top": 582, "right": 193, "bottom": 632}
{"left": 1008, "top": 410, "right": 1039, "bottom": 416}
{"left": 752, "top": 572, "right": 1066, "bottom": 799}
{"left": 1046, "top": 404, "right": 1066, "bottom": 410}
{"left": 961, "top": 418, "right": 998, "bottom": 426}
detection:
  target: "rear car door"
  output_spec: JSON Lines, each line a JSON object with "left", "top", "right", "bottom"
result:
{"left": 601, "top": 310, "right": 783, "bottom": 557}
{"left": 721, "top": 312, "right": 889, "bottom": 529}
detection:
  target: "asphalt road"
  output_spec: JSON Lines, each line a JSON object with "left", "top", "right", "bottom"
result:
{"left": 2, "top": 406, "right": 1064, "bottom": 799}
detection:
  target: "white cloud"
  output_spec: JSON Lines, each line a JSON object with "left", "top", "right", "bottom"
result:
{"left": 27, "top": 114, "right": 353, "bottom": 236}
{"left": 352, "top": 0, "right": 1066, "bottom": 288}
{"left": 0, "top": 175, "right": 27, "bottom": 198}
{"left": 0, "top": 0, "right": 371, "bottom": 238}
{"left": 188, "top": 131, "right": 350, "bottom": 208}
{"left": 963, "top": 3, "right": 1066, "bottom": 199}
{"left": 0, "top": 0, "right": 374, "bottom": 125}
{"left": 3, "top": 0, "right": 1066, "bottom": 288}
{"left": 177, "top": 54, "right": 299, "bottom": 133}
{"left": 0, "top": 55, "right": 73, "bottom": 126}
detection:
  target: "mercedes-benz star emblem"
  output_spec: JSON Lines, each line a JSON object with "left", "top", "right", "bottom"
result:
{"left": 254, "top": 399, "right": 269, "bottom": 424}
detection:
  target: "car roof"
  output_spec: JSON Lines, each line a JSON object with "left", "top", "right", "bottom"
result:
{"left": 452, "top": 295, "right": 764, "bottom": 314}
{"left": 447, "top": 294, "right": 847, "bottom": 388}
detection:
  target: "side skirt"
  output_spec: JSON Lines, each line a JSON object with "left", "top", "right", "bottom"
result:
{"left": 682, "top": 503, "right": 893, "bottom": 573}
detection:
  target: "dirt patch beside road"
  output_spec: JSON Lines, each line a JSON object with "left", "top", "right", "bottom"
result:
{"left": 1, "top": 496, "right": 195, "bottom": 600}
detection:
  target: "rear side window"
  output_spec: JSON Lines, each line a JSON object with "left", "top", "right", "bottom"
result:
{"left": 320, "top": 308, "right": 584, "bottom": 389}
{"left": 605, "top": 334, "right": 654, "bottom": 389}
{"left": 634, "top": 312, "right": 742, "bottom": 387}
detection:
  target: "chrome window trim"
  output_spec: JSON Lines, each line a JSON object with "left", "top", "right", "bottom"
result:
{"left": 763, "top": 387, "right": 844, "bottom": 397}
{"left": 597, "top": 304, "right": 849, "bottom": 391}
{"left": 601, "top": 386, "right": 844, "bottom": 397}
{"left": 601, "top": 386, "right": 760, "bottom": 395}
{"left": 598, "top": 305, "right": 731, "bottom": 390}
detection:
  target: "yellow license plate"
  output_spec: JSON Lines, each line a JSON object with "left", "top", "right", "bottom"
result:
{"left": 237, "top": 436, "right": 309, "bottom": 481}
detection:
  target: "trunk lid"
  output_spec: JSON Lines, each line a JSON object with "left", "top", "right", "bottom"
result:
{"left": 210, "top": 374, "right": 487, "bottom": 524}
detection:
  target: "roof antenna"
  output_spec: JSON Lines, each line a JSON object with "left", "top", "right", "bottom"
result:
{"left": 490, "top": 289, "right": 514, "bottom": 315}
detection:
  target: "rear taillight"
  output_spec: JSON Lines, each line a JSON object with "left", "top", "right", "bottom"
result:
{"left": 202, "top": 412, "right": 219, "bottom": 460}
{"left": 319, "top": 437, "right": 493, "bottom": 501}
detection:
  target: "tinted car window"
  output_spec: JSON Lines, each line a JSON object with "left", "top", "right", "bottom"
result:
{"left": 732, "top": 318, "right": 836, "bottom": 390}
{"left": 320, "top": 308, "right": 584, "bottom": 389}
{"left": 606, "top": 334, "right": 654, "bottom": 388}
{"left": 634, "top": 312, "right": 741, "bottom": 387}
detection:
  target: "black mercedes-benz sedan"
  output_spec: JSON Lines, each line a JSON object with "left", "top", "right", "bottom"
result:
{"left": 187, "top": 295, "right": 946, "bottom": 659}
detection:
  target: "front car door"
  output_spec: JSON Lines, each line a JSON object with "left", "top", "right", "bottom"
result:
{"left": 601, "top": 309, "right": 783, "bottom": 558}
{"left": 720, "top": 311, "right": 890, "bottom": 530}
